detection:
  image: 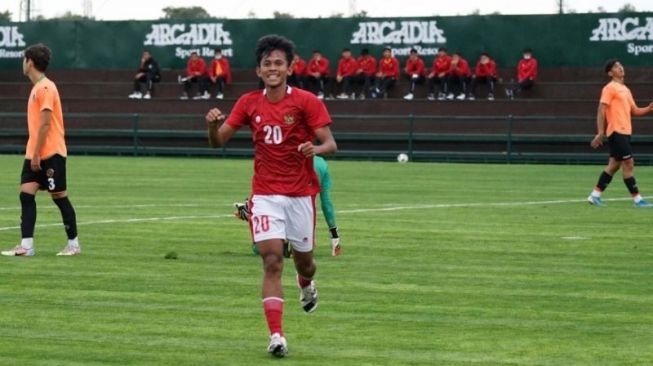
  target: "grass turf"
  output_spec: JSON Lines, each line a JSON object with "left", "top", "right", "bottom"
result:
{"left": 0, "top": 155, "right": 651, "bottom": 365}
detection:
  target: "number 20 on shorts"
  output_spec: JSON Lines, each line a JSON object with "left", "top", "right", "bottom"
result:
{"left": 253, "top": 215, "right": 270, "bottom": 234}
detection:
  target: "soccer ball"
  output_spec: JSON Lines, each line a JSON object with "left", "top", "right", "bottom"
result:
{"left": 397, "top": 153, "right": 409, "bottom": 163}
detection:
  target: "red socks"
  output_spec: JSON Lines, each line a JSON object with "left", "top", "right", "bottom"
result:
{"left": 263, "top": 297, "right": 284, "bottom": 336}
{"left": 297, "top": 275, "right": 312, "bottom": 288}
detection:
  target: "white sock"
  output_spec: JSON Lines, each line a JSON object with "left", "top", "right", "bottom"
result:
{"left": 21, "top": 238, "right": 33, "bottom": 249}
{"left": 590, "top": 189, "right": 602, "bottom": 198}
{"left": 68, "top": 237, "right": 80, "bottom": 248}
{"left": 633, "top": 194, "right": 643, "bottom": 203}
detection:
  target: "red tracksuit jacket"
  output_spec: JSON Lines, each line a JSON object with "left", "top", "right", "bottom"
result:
{"left": 378, "top": 57, "right": 399, "bottom": 78}
{"left": 337, "top": 57, "right": 359, "bottom": 77}
{"left": 449, "top": 58, "right": 471, "bottom": 77}
{"left": 474, "top": 60, "right": 497, "bottom": 78}
{"left": 209, "top": 57, "right": 232, "bottom": 84}
{"left": 357, "top": 55, "right": 377, "bottom": 76}
{"left": 293, "top": 57, "right": 307, "bottom": 76}
{"left": 307, "top": 58, "right": 330, "bottom": 76}
{"left": 404, "top": 57, "right": 425, "bottom": 76}
{"left": 431, "top": 55, "right": 452, "bottom": 76}
{"left": 517, "top": 58, "right": 538, "bottom": 82}
{"left": 186, "top": 58, "right": 207, "bottom": 77}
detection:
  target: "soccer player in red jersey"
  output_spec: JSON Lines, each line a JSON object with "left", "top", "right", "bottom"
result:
{"left": 205, "top": 35, "right": 337, "bottom": 357}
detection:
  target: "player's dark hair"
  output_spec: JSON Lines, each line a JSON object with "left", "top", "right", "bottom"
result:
{"left": 255, "top": 35, "right": 295, "bottom": 66}
{"left": 24, "top": 43, "right": 51, "bottom": 72}
{"left": 410, "top": 48, "right": 418, "bottom": 54}
{"left": 383, "top": 46, "right": 391, "bottom": 52}
{"left": 604, "top": 58, "right": 619, "bottom": 73}
{"left": 438, "top": 47, "right": 447, "bottom": 53}
{"left": 214, "top": 48, "right": 222, "bottom": 53}
{"left": 480, "top": 52, "right": 489, "bottom": 57}
{"left": 361, "top": 48, "right": 369, "bottom": 56}
{"left": 453, "top": 51, "right": 462, "bottom": 57}
{"left": 342, "top": 47, "right": 351, "bottom": 52}
{"left": 191, "top": 51, "right": 198, "bottom": 56}
{"left": 523, "top": 48, "right": 533, "bottom": 54}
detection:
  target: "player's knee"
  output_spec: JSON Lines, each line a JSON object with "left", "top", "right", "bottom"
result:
{"left": 262, "top": 254, "right": 284, "bottom": 275}
{"left": 50, "top": 191, "right": 67, "bottom": 200}
{"left": 19, "top": 191, "right": 35, "bottom": 204}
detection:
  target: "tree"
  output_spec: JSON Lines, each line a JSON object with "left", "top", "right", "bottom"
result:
{"left": 50, "top": 11, "right": 94, "bottom": 20}
{"left": 272, "top": 11, "right": 294, "bottom": 19}
{"left": 351, "top": 10, "right": 368, "bottom": 18}
{"left": 247, "top": 10, "right": 256, "bottom": 18}
{"left": 469, "top": 9, "right": 481, "bottom": 16}
{"left": 161, "top": 6, "right": 211, "bottom": 19}
{"left": 329, "top": 12, "right": 344, "bottom": 18}
{"left": 556, "top": 0, "right": 565, "bottom": 14}
{"left": 595, "top": 6, "right": 607, "bottom": 12}
{"left": 618, "top": 3, "right": 636, "bottom": 12}
{"left": 0, "top": 10, "right": 11, "bottom": 22}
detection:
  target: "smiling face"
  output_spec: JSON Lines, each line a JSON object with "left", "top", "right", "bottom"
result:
{"left": 256, "top": 49, "right": 289, "bottom": 88}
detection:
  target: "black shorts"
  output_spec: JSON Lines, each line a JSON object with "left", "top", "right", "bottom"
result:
{"left": 21, "top": 154, "right": 67, "bottom": 193}
{"left": 608, "top": 132, "right": 633, "bottom": 161}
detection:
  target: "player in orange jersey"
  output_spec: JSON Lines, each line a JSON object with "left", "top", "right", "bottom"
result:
{"left": 2, "top": 44, "right": 81, "bottom": 257}
{"left": 587, "top": 59, "right": 653, "bottom": 207}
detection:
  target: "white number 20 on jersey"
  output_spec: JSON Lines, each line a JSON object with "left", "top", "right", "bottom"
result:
{"left": 263, "top": 125, "right": 283, "bottom": 145}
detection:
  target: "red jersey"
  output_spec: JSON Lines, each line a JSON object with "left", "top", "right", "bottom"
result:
{"left": 293, "top": 57, "right": 307, "bottom": 76}
{"left": 209, "top": 57, "right": 232, "bottom": 84}
{"left": 378, "top": 57, "right": 399, "bottom": 78}
{"left": 337, "top": 57, "right": 358, "bottom": 77}
{"left": 432, "top": 55, "right": 452, "bottom": 76}
{"left": 517, "top": 57, "right": 538, "bottom": 82}
{"left": 307, "top": 58, "right": 330, "bottom": 76}
{"left": 226, "top": 87, "right": 332, "bottom": 196}
{"left": 474, "top": 60, "right": 497, "bottom": 78}
{"left": 404, "top": 57, "right": 425, "bottom": 76}
{"left": 449, "top": 57, "right": 471, "bottom": 77}
{"left": 357, "top": 55, "right": 377, "bottom": 76}
{"left": 186, "top": 58, "right": 207, "bottom": 77}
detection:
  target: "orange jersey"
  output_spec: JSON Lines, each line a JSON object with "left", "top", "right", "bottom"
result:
{"left": 26, "top": 77, "right": 67, "bottom": 159}
{"left": 600, "top": 81, "right": 635, "bottom": 136}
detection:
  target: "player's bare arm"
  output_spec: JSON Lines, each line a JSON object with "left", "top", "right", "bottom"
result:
{"left": 630, "top": 101, "right": 653, "bottom": 116}
{"left": 205, "top": 108, "right": 236, "bottom": 148}
{"left": 591, "top": 103, "right": 607, "bottom": 149}
{"left": 298, "top": 126, "right": 337, "bottom": 157}
{"left": 31, "top": 109, "right": 53, "bottom": 171}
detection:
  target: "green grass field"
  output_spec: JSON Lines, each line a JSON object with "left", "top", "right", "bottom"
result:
{"left": 0, "top": 155, "right": 651, "bottom": 365}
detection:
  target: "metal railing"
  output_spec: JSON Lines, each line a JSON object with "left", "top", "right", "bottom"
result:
{"left": 1, "top": 112, "right": 652, "bottom": 164}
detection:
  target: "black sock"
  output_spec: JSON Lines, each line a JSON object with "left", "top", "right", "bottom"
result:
{"left": 53, "top": 196, "right": 78, "bottom": 240}
{"left": 329, "top": 227, "right": 339, "bottom": 239}
{"left": 624, "top": 177, "right": 639, "bottom": 195}
{"left": 596, "top": 171, "right": 613, "bottom": 192}
{"left": 20, "top": 192, "right": 36, "bottom": 238}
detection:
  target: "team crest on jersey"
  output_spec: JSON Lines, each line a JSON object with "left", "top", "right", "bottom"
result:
{"left": 283, "top": 115, "right": 295, "bottom": 125}
{"left": 46, "top": 168, "right": 54, "bottom": 178}
{"left": 255, "top": 115, "right": 261, "bottom": 124}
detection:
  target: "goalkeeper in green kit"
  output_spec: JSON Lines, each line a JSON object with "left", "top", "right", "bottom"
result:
{"left": 235, "top": 155, "right": 341, "bottom": 257}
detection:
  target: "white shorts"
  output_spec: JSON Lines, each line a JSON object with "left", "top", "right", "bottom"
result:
{"left": 249, "top": 194, "right": 316, "bottom": 253}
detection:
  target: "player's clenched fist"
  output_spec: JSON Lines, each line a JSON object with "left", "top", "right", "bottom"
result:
{"left": 205, "top": 108, "right": 225, "bottom": 126}
{"left": 297, "top": 142, "right": 315, "bottom": 157}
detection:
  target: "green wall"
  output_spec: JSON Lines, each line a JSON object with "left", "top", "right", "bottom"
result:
{"left": 0, "top": 13, "right": 651, "bottom": 71}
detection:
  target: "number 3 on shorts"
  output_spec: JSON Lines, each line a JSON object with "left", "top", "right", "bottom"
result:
{"left": 48, "top": 178, "right": 55, "bottom": 191}
{"left": 253, "top": 215, "right": 270, "bottom": 234}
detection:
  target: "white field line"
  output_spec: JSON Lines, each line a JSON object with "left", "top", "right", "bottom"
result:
{"left": 0, "top": 203, "right": 204, "bottom": 211}
{"left": 0, "top": 196, "right": 647, "bottom": 232}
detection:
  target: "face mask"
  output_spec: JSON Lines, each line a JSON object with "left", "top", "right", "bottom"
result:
{"left": 523, "top": 54, "right": 531, "bottom": 60}
{"left": 215, "top": 55, "right": 222, "bottom": 59}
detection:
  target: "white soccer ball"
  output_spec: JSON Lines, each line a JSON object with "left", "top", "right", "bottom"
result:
{"left": 397, "top": 153, "right": 409, "bottom": 163}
